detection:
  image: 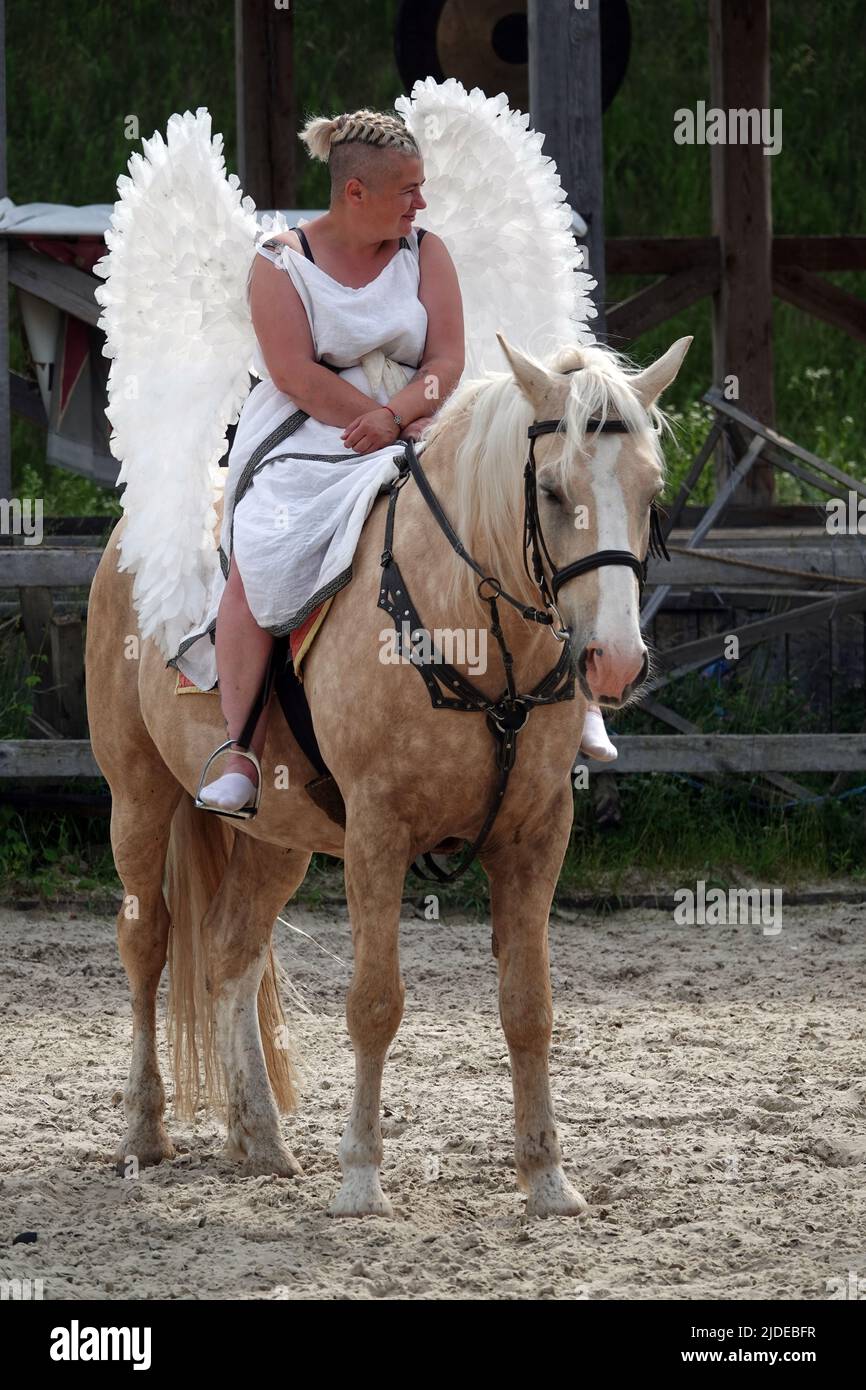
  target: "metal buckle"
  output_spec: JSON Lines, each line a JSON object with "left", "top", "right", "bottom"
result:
{"left": 546, "top": 601, "right": 571, "bottom": 642}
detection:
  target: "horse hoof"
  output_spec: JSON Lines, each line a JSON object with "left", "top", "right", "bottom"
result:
{"left": 237, "top": 1145, "right": 303, "bottom": 1179}
{"left": 523, "top": 1167, "right": 589, "bottom": 1218}
{"left": 330, "top": 1168, "right": 393, "bottom": 1218}
{"left": 114, "top": 1128, "right": 175, "bottom": 1175}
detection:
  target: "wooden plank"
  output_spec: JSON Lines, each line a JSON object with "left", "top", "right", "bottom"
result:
{"left": 49, "top": 612, "right": 88, "bottom": 736}
{"left": 606, "top": 235, "right": 866, "bottom": 278}
{"left": 607, "top": 262, "right": 718, "bottom": 344}
{"left": 773, "top": 266, "right": 866, "bottom": 344}
{"left": 651, "top": 587, "right": 866, "bottom": 690}
{"left": 234, "top": 0, "right": 296, "bottom": 209}
{"left": 45, "top": 430, "right": 118, "bottom": 487}
{"left": 640, "top": 695, "right": 812, "bottom": 800}
{"left": 0, "top": 739, "right": 100, "bottom": 778}
{"left": 528, "top": 0, "right": 606, "bottom": 329}
{"left": 648, "top": 547, "right": 866, "bottom": 589}
{"left": 703, "top": 389, "right": 866, "bottom": 497}
{"left": 18, "top": 586, "right": 60, "bottom": 729}
{"left": 0, "top": 547, "right": 102, "bottom": 587}
{"left": 7, "top": 246, "right": 100, "bottom": 326}
{"left": 676, "top": 503, "right": 829, "bottom": 529}
{"left": 774, "top": 236, "right": 866, "bottom": 273}
{"left": 709, "top": 0, "right": 775, "bottom": 501}
{"left": 4, "top": 734, "right": 864, "bottom": 781}
{"left": 606, "top": 237, "right": 718, "bottom": 276}
{"left": 588, "top": 734, "right": 866, "bottom": 775}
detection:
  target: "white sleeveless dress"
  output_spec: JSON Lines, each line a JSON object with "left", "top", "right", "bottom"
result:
{"left": 166, "top": 226, "right": 429, "bottom": 690}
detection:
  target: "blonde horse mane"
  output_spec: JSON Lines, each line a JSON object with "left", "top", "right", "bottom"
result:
{"left": 424, "top": 340, "right": 669, "bottom": 616}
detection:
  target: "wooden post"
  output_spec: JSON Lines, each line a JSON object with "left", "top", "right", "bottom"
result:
{"left": 235, "top": 0, "right": 296, "bottom": 209}
{"left": 528, "top": 0, "right": 606, "bottom": 334}
{"left": 709, "top": 0, "right": 775, "bottom": 504}
{"left": 0, "top": 0, "right": 11, "bottom": 521}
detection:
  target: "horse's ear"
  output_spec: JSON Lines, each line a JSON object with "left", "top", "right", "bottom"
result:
{"left": 495, "top": 332, "right": 554, "bottom": 410}
{"left": 630, "top": 336, "right": 693, "bottom": 408}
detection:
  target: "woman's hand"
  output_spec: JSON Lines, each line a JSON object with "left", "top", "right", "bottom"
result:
{"left": 341, "top": 408, "right": 401, "bottom": 454}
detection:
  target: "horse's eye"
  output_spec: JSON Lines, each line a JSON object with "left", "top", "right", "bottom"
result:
{"left": 539, "top": 486, "right": 562, "bottom": 504}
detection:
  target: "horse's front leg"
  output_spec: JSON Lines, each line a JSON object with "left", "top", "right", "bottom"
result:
{"left": 331, "top": 802, "right": 408, "bottom": 1217}
{"left": 484, "top": 788, "right": 587, "bottom": 1217}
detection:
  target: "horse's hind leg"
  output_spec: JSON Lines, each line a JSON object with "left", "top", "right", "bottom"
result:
{"left": 331, "top": 805, "right": 409, "bottom": 1217}
{"left": 207, "top": 833, "right": 310, "bottom": 1177}
{"left": 483, "top": 790, "right": 587, "bottom": 1217}
{"left": 109, "top": 761, "right": 184, "bottom": 1173}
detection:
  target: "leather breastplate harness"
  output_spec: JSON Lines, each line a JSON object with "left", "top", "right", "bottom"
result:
{"left": 379, "top": 420, "right": 669, "bottom": 883}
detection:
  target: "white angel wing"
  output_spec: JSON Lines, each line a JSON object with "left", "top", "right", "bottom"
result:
{"left": 94, "top": 107, "right": 285, "bottom": 659}
{"left": 394, "top": 77, "right": 597, "bottom": 377}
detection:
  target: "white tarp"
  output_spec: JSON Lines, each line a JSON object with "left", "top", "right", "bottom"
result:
{"left": 0, "top": 198, "right": 326, "bottom": 238}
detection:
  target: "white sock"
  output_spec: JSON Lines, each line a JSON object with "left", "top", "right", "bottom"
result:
{"left": 580, "top": 705, "right": 618, "bottom": 762}
{"left": 199, "top": 771, "right": 257, "bottom": 811}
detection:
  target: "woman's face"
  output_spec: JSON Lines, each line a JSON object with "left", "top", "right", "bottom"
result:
{"left": 368, "top": 154, "right": 427, "bottom": 236}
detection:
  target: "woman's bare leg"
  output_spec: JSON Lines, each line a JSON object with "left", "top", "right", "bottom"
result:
{"left": 200, "top": 559, "right": 274, "bottom": 802}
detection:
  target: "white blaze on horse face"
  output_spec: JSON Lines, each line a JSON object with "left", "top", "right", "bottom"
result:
{"left": 585, "top": 435, "right": 646, "bottom": 700}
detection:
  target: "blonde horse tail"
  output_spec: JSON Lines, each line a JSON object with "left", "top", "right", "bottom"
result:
{"left": 163, "top": 794, "right": 298, "bottom": 1121}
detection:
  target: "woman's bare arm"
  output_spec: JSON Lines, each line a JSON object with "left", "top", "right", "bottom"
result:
{"left": 386, "top": 231, "right": 465, "bottom": 425}
{"left": 248, "top": 242, "right": 376, "bottom": 426}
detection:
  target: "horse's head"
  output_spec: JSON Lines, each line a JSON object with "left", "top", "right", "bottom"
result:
{"left": 497, "top": 332, "right": 692, "bottom": 708}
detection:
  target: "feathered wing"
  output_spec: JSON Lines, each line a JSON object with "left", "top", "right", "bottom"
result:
{"left": 395, "top": 77, "right": 598, "bottom": 377}
{"left": 94, "top": 107, "right": 285, "bottom": 659}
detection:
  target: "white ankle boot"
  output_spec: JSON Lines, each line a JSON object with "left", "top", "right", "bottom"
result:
{"left": 579, "top": 704, "right": 618, "bottom": 762}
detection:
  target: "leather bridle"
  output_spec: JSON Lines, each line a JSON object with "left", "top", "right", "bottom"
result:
{"left": 380, "top": 413, "right": 670, "bottom": 884}
{"left": 524, "top": 417, "right": 669, "bottom": 620}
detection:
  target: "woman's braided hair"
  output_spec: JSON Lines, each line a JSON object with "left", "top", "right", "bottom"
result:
{"left": 299, "top": 108, "right": 420, "bottom": 183}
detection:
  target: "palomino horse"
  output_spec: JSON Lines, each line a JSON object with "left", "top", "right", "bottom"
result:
{"left": 85, "top": 333, "right": 690, "bottom": 1217}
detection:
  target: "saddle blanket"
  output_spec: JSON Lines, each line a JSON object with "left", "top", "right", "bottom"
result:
{"left": 174, "top": 597, "right": 332, "bottom": 694}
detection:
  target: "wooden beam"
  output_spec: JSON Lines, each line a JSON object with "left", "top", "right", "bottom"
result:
{"left": 703, "top": 389, "right": 866, "bottom": 497}
{"left": 606, "top": 235, "right": 866, "bottom": 278}
{"left": 773, "top": 266, "right": 866, "bottom": 343}
{"left": 649, "top": 546, "right": 866, "bottom": 590}
{"left": 4, "top": 734, "right": 865, "bottom": 780}
{"left": 608, "top": 263, "right": 719, "bottom": 345}
{"left": 606, "top": 236, "right": 719, "bottom": 276}
{"left": 0, "top": 547, "right": 101, "bottom": 586}
{"left": 650, "top": 587, "right": 866, "bottom": 692}
{"left": 235, "top": 0, "right": 296, "bottom": 209}
{"left": 0, "top": 739, "right": 100, "bottom": 778}
{"left": 709, "top": 0, "right": 775, "bottom": 502}
{"left": 589, "top": 734, "right": 866, "bottom": 775}
{"left": 640, "top": 694, "right": 812, "bottom": 801}
{"left": 7, "top": 246, "right": 100, "bottom": 326}
{"left": 528, "top": 0, "right": 605, "bottom": 330}
{"left": 773, "top": 236, "right": 866, "bottom": 272}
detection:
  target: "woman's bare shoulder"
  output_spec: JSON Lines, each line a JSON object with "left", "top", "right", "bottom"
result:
{"left": 258, "top": 229, "right": 303, "bottom": 256}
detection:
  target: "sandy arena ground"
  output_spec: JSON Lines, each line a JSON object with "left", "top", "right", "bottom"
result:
{"left": 0, "top": 895, "right": 864, "bottom": 1300}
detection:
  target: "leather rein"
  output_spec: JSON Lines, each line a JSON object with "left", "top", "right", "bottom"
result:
{"left": 380, "top": 417, "right": 669, "bottom": 883}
